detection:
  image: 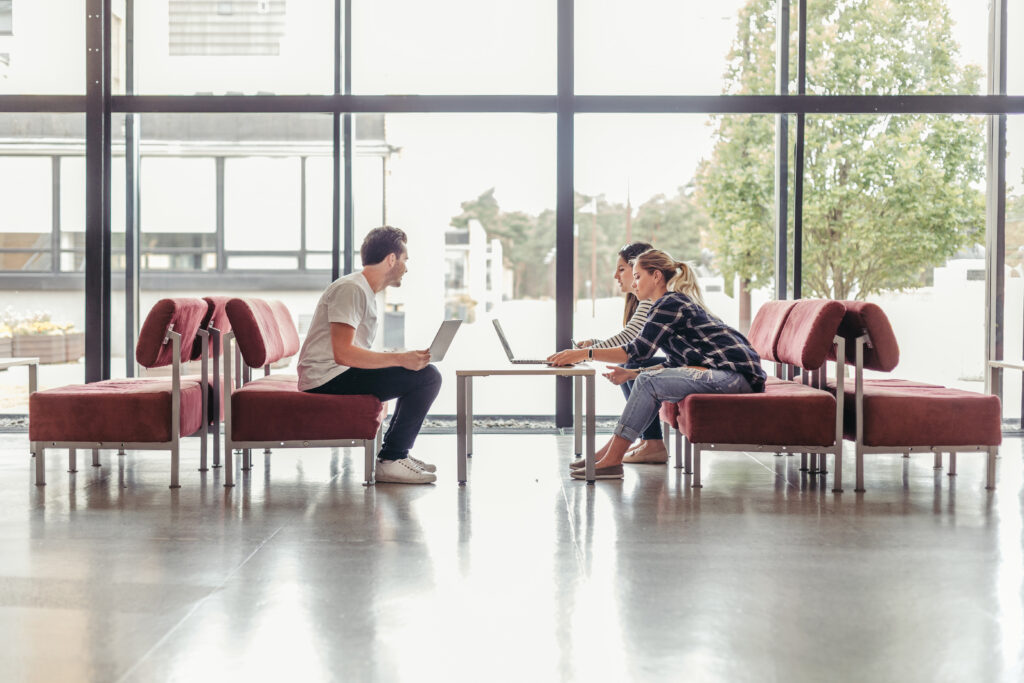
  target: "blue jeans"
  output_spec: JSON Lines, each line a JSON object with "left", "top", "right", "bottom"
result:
{"left": 621, "top": 358, "right": 667, "bottom": 441}
{"left": 307, "top": 364, "right": 442, "bottom": 461}
{"left": 614, "top": 367, "right": 753, "bottom": 443}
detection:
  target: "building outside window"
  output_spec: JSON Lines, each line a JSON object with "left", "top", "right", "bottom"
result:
{"left": 0, "top": 0, "right": 1022, "bottom": 423}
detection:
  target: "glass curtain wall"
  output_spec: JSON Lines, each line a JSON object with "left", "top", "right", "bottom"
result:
{"left": 2, "top": 1, "right": 1022, "bottom": 423}
{"left": 355, "top": 114, "right": 556, "bottom": 414}
{"left": 574, "top": 114, "right": 778, "bottom": 415}
{"left": 0, "top": 0, "right": 87, "bottom": 413}
{"left": 1002, "top": 116, "right": 1024, "bottom": 423}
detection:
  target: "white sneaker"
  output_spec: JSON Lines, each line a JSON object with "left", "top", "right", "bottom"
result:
{"left": 407, "top": 456, "right": 436, "bottom": 473}
{"left": 375, "top": 458, "right": 437, "bottom": 484}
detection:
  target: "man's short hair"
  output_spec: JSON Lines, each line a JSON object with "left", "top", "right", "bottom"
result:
{"left": 360, "top": 226, "right": 408, "bottom": 266}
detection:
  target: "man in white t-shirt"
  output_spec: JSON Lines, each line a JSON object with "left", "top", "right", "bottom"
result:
{"left": 298, "top": 226, "right": 441, "bottom": 484}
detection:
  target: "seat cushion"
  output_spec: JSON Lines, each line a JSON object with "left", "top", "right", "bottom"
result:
{"left": 835, "top": 382, "right": 1001, "bottom": 446}
{"left": 827, "top": 301, "right": 900, "bottom": 372}
{"left": 29, "top": 378, "right": 205, "bottom": 443}
{"left": 231, "top": 375, "right": 385, "bottom": 442}
{"left": 226, "top": 298, "right": 285, "bottom": 369}
{"left": 747, "top": 300, "right": 797, "bottom": 362}
{"left": 136, "top": 298, "right": 209, "bottom": 369}
{"left": 192, "top": 295, "right": 234, "bottom": 361}
{"left": 659, "top": 401, "right": 679, "bottom": 429}
{"left": 679, "top": 377, "right": 837, "bottom": 447}
{"left": 775, "top": 299, "right": 846, "bottom": 371}
{"left": 268, "top": 300, "right": 300, "bottom": 358}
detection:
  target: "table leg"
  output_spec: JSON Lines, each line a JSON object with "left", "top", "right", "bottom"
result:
{"left": 457, "top": 375, "right": 467, "bottom": 484}
{"left": 574, "top": 376, "right": 583, "bottom": 456}
{"left": 585, "top": 374, "right": 596, "bottom": 484}
{"left": 28, "top": 362, "right": 38, "bottom": 396}
{"left": 467, "top": 376, "right": 474, "bottom": 458}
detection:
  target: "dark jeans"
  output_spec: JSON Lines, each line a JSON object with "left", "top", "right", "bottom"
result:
{"left": 308, "top": 364, "right": 442, "bottom": 461}
{"left": 621, "top": 357, "right": 667, "bottom": 441}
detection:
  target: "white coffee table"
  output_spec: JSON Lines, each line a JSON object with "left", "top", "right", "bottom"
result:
{"left": 455, "top": 364, "right": 598, "bottom": 484}
{"left": 0, "top": 356, "right": 39, "bottom": 398}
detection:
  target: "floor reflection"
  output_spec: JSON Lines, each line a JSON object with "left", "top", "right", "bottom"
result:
{"left": 0, "top": 431, "right": 1020, "bottom": 681}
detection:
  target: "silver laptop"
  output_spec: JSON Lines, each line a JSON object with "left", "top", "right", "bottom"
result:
{"left": 492, "top": 319, "right": 552, "bottom": 365}
{"left": 427, "top": 320, "right": 463, "bottom": 361}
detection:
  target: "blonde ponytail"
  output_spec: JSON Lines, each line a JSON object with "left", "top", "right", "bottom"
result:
{"left": 667, "top": 260, "right": 708, "bottom": 311}
{"left": 635, "top": 249, "right": 709, "bottom": 312}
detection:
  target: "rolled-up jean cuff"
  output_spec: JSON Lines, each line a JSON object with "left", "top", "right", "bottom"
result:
{"left": 614, "top": 423, "right": 641, "bottom": 443}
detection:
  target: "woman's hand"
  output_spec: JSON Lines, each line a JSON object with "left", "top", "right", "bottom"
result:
{"left": 575, "top": 339, "right": 594, "bottom": 349}
{"left": 602, "top": 365, "right": 638, "bottom": 385}
{"left": 546, "top": 348, "right": 587, "bottom": 366}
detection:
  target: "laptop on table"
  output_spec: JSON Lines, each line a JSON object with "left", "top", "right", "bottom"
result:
{"left": 492, "top": 319, "right": 558, "bottom": 365}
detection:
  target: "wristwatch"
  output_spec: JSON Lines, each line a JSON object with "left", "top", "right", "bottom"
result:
{"left": 587, "top": 348, "right": 593, "bottom": 360}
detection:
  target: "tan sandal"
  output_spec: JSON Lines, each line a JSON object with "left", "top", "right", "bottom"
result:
{"left": 570, "top": 464, "right": 624, "bottom": 480}
{"left": 622, "top": 443, "right": 668, "bottom": 464}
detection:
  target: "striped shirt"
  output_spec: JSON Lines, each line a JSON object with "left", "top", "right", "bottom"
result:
{"left": 591, "top": 300, "right": 653, "bottom": 349}
{"left": 623, "top": 292, "right": 767, "bottom": 392}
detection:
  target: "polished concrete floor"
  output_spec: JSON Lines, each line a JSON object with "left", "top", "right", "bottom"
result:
{"left": 1, "top": 431, "right": 1022, "bottom": 683}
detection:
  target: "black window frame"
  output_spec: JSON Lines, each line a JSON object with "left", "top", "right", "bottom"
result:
{"left": 0, "top": 0, "right": 1021, "bottom": 426}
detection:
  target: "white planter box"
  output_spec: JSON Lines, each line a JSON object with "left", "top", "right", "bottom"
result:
{"left": 13, "top": 334, "right": 66, "bottom": 364}
{"left": 64, "top": 331, "right": 85, "bottom": 362}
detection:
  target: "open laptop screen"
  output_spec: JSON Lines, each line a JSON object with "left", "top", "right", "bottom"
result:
{"left": 428, "top": 319, "right": 462, "bottom": 361}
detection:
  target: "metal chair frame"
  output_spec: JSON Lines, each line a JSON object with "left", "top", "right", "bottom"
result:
{"left": 32, "top": 329, "right": 209, "bottom": 489}
{"left": 664, "top": 336, "right": 847, "bottom": 491}
{"left": 221, "top": 330, "right": 381, "bottom": 488}
{"left": 850, "top": 335, "right": 998, "bottom": 492}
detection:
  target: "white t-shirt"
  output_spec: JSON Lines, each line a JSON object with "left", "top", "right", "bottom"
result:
{"left": 297, "top": 271, "right": 378, "bottom": 391}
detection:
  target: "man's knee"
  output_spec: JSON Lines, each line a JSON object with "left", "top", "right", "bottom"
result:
{"left": 420, "top": 363, "right": 442, "bottom": 389}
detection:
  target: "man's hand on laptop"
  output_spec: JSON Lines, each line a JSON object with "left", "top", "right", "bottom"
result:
{"left": 399, "top": 349, "right": 431, "bottom": 371}
{"left": 546, "top": 348, "right": 586, "bottom": 366}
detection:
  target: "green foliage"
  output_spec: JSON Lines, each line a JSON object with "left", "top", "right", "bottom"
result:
{"left": 698, "top": 0, "right": 986, "bottom": 300}
{"left": 450, "top": 187, "right": 707, "bottom": 300}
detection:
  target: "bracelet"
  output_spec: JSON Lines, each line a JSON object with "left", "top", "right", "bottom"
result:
{"left": 588, "top": 348, "right": 593, "bottom": 360}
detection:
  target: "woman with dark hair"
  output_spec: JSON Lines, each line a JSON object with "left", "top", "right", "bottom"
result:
{"left": 548, "top": 249, "right": 765, "bottom": 480}
{"left": 576, "top": 241, "right": 668, "bottom": 464}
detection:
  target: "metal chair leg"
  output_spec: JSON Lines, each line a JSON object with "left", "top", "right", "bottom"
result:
{"left": 35, "top": 445, "right": 46, "bottom": 486}
{"left": 673, "top": 427, "right": 682, "bottom": 469}
{"left": 832, "top": 447, "right": 843, "bottom": 493}
{"left": 170, "top": 445, "right": 181, "bottom": 489}
{"left": 692, "top": 446, "right": 702, "bottom": 488}
{"left": 986, "top": 447, "right": 997, "bottom": 489}
{"left": 364, "top": 439, "right": 375, "bottom": 486}
{"left": 224, "top": 442, "right": 235, "bottom": 488}
{"left": 854, "top": 444, "right": 865, "bottom": 492}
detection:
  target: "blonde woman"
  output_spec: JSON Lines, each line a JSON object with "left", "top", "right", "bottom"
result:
{"left": 548, "top": 249, "right": 766, "bottom": 480}
{"left": 576, "top": 241, "right": 667, "bottom": 464}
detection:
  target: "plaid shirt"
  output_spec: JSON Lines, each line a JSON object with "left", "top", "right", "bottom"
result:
{"left": 623, "top": 292, "right": 766, "bottom": 392}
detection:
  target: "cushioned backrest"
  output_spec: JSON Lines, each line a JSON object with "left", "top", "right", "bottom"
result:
{"left": 225, "top": 298, "right": 285, "bottom": 368}
{"left": 136, "top": 298, "right": 208, "bottom": 369}
{"left": 268, "top": 300, "right": 300, "bottom": 358}
{"left": 826, "top": 301, "right": 900, "bottom": 372}
{"left": 190, "top": 295, "right": 234, "bottom": 360}
{"left": 775, "top": 299, "right": 846, "bottom": 370}
{"left": 746, "top": 300, "right": 797, "bottom": 363}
